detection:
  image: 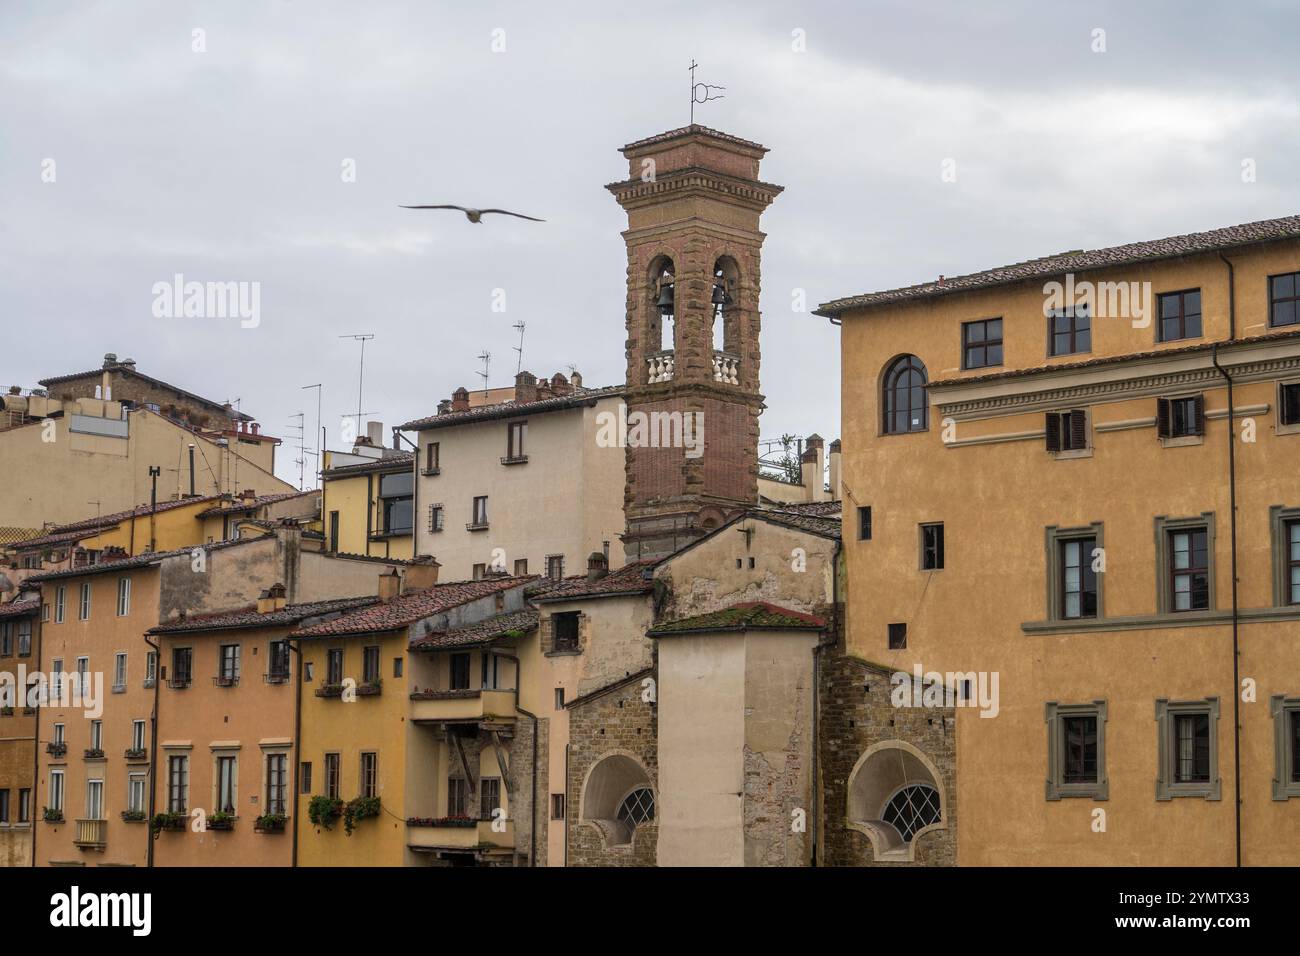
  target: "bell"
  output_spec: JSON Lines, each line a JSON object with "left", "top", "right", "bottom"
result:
{"left": 711, "top": 282, "right": 731, "bottom": 308}
{"left": 655, "top": 282, "right": 675, "bottom": 315}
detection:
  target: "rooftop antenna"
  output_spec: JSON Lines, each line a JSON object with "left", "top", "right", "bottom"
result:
{"left": 287, "top": 412, "right": 305, "bottom": 491}
{"left": 512, "top": 321, "right": 526, "bottom": 375}
{"left": 339, "top": 333, "right": 375, "bottom": 438}
{"left": 476, "top": 350, "right": 491, "bottom": 400}
{"left": 689, "top": 59, "right": 725, "bottom": 124}
{"left": 302, "top": 384, "right": 322, "bottom": 489}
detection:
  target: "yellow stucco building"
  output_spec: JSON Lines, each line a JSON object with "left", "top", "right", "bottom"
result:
{"left": 818, "top": 215, "right": 1300, "bottom": 865}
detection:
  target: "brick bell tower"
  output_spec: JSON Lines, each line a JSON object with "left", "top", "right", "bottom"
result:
{"left": 608, "top": 125, "right": 783, "bottom": 560}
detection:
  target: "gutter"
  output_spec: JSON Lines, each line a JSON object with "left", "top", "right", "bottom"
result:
{"left": 1213, "top": 253, "right": 1242, "bottom": 869}
{"left": 144, "top": 634, "right": 161, "bottom": 868}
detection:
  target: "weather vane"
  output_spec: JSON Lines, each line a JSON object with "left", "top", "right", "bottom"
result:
{"left": 689, "top": 60, "right": 725, "bottom": 124}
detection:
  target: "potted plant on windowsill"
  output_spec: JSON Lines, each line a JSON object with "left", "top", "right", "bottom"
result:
{"left": 254, "top": 812, "right": 287, "bottom": 833}
{"left": 406, "top": 815, "right": 475, "bottom": 828}
{"left": 42, "top": 807, "right": 63, "bottom": 823}
{"left": 150, "top": 811, "right": 187, "bottom": 833}
{"left": 356, "top": 678, "right": 382, "bottom": 696}
{"left": 124, "top": 747, "right": 147, "bottom": 760}
{"left": 314, "top": 683, "right": 344, "bottom": 698}
{"left": 120, "top": 809, "right": 147, "bottom": 823}
{"left": 83, "top": 747, "right": 105, "bottom": 759}
{"left": 342, "top": 796, "right": 381, "bottom": 835}
{"left": 308, "top": 795, "right": 344, "bottom": 829}
{"left": 206, "top": 810, "right": 235, "bottom": 831}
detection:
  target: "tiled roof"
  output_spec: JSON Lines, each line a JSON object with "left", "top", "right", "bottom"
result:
{"left": 762, "top": 501, "right": 843, "bottom": 517}
{"left": 322, "top": 452, "right": 414, "bottom": 478}
{"left": 27, "top": 537, "right": 259, "bottom": 582}
{"left": 816, "top": 214, "right": 1300, "bottom": 317}
{"left": 620, "top": 124, "right": 768, "bottom": 154}
{"left": 16, "top": 495, "right": 225, "bottom": 549}
{"left": 530, "top": 560, "right": 658, "bottom": 604}
{"left": 148, "top": 596, "right": 378, "bottom": 634}
{"left": 38, "top": 363, "right": 254, "bottom": 421}
{"left": 753, "top": 510, "right": 842, "bottom": 540}
{"left": 399, "top": 386, "right": 623, "bottom": 431}
{"left": 647, "top": 602, "right": 825, "bottom": 636}
{"left": 0, "top": 599, "right": 39, "bottom": 620}
{"left": 291, "top": 576, "right": 536, "bottom": 638}
{"left": 409, "top": 609, "right": 538, "bottom": 650}
{"left": 195, "top": 491, "right": 316, "bottom": 518}
{"left": 930, "top": 327, "right": 1300, "bottom": 388}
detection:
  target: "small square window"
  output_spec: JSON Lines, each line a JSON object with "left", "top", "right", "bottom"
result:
{"left": 1048, "top": 306, "right": 1091, "bottom": 357}
{"left": 887, "top": 623, "right": 907, "bottom": 650}
{"left": 1279, "top": 382, "right": 1300, "bottom": 428}
{"left": 961, "top": 318, "right": 1003, "bottom": 370}
{"left": 553, "top": 612, "right": 580, "bottom": 652}
{"left": 1045, "top": 409, "right": 1089, "bottom": 454}
{"left": 1269, "top": 271, "right": 1300, "bottom": 328}
{"left": 1157, "top": 289, "right": 1202, "bottom": 342}
{"left": 1157, "top": 396, "right": 1204, "bottom": 441}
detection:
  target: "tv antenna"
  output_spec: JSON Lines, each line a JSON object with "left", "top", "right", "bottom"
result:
{"left": 476, "top": 350, "right": 491, "bottom": 399}
{"left": 689, "top": 60, "right": 725, "bottom": 124}
{"left": 287, "top": 412, "right": 306, "bottom": 490}
{"left": 338, "top": 333, "right": 375, "bottom": 437}
{"left": 302, "top": 384, "right": 322, "bottom": 489}
{"left": 512, "top": 321, "right": 526, "bottom": 374}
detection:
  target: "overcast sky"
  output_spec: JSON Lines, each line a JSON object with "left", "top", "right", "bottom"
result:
{"left": 3, "top": 0, "right": 1298, "bottom": 488}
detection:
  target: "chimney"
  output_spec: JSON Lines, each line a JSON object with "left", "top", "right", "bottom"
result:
{"left": 366, "top": 421, "right": 384, "bottom": 448}
{"left": 451, "top": 388, "right": 470, "bottom": 412}
{"left": 437, "top": 399, "right": 452, "bottom": 415}
{"left": 550, "top": 372, "right": 572, "bottom": 397}
{"left": 101, "top": 546, "right": 128, "bottom": 563}
{"left": 800, "top": 447, "right": 819, "bottom": 497}
{"left": 570, "top": 370, "right": 583, "bottom": 390}
{"left": 828, "top": 439, "right": 842, "bottom": 503}
{"left": 378, "top": 567, "right": 402, "bottom": 602}
{"left": 587, "top": 550, "right": 609, "bottom": 583}
{"left": 239, "top": 488, "right": 257, "bottom": 503}
{"left": 257, "top": 583, "right": 287, "bottom": 614}
{"left": 402, "top": 555, "right": 441, "bottom": 590}
{"left": 804, "top": 433, "right": 827, "bottom": 500}
{"left": 513, "top": 371, "right": 538, "bottom": 405}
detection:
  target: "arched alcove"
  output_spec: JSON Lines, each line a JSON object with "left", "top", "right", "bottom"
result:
{"left": 846, "top": 740, "right": 945, "bottom": 861}
{"left": 581, "top": 752, "right": 656, "bottom": 847}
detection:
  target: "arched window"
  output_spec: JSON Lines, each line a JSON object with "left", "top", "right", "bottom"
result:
{"left": 881, "top": 783, "right": 941, "bottom": 842}
{"left": 617, "top": 787, "right": 655, "bottom": 827}
{"left": 883, "top": 355, "right": 929, "bottom": 433}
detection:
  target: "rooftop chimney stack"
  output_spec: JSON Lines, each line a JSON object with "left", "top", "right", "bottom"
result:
{"left": 378, "top": 567, "right": 401, "bottom": 603}
{"left": 513, "top": 371, "right": 538, "bottom": 405}
{"left": 587, "top": 550, "right": 609, "bottom": 583}
{"left": 451, "top": 388, "right": 470, "bottom": 412}
{"left": 828, "top": 439, "right": 842, "bottom": 503}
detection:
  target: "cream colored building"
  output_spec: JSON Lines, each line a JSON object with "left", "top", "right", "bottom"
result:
{"left": 401, "top": 372, "right": 626, "bottom": 582}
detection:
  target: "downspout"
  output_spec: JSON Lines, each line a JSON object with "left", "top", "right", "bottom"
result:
{"left": 497, "top": 651, "right": 537, "bottom": 866}
{"left": 30, "top": 613, "right": 41, "bottom": 867}
{"left": 1213, "top": 251, "right": 1241, "bottom": 868}
{"left": 289, "top": 638, "right": 303, "bottom": 867}
{"left": 563, "top": 743, "right": 570, "bottom": 867}
{"left": 144, "top": 634, "right": 161, "bottom": 868}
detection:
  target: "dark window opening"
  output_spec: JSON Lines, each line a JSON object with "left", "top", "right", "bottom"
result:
{"left": 1157, "top": 396, "right": 1205, "bottom": 440}
{"left": 1045, "top": 409, "right": 1088, "bottom": 452}
{"left": 1062, "top": 715, "right": 1098, "bottom": 784}
{"left": 1169, "top": 528, "right": 1210, "bottom": 611}
{"left": 553, "top": 612, "right": 580, "bottom": 652}
{"left": 1173, "top": 712, "right": 1211, "bottom": 783}
{"left": 1157, "top": 289, "right": 1202, "bottom": 342}
{"left": 1048, "top": 306, "right": 1091, "bottom": 356}
{"left": 883, "top": 355, "right": 929, "bottom": 434}
{"left": 1270, "top": 272, "right": 1300, "bottom": 328}
{"left": 921, "top": 523, "right": 944, "bottom": 570}
{"left": 450, "top": 653, "right": 471, "bottom": 691}
{"left": 858, "top": 506, "right": 872, "bottom": 541}
{"left": 1059, "top": 536, "right": 1098, "bottom": 619}
{"left": 888, "top": 622, "right": 907, "bottom": 650}
{"left": 962, "top": 318, "right": 1003, "bottom": 370}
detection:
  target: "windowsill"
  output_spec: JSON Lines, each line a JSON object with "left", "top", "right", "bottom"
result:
{"left": 545, "top": 647, "right": 582, "bottom": 658}
{"left": 1053, "top": 447, "right": 1093, "bottom": 461}
{"left": 369, "top": 530, "right": 412, "bottom": 540}
{"left": 1157, "top": 781, "right": 1221, "bottom": 801}
{"left": 111, "top": 685, "right": 126, "bottom": 694}
{"left": 1160, "top": 434, "right": 1204, "bottom": 448}
{"left": 421, "top": 468, "right": 441, "bottom": 476}
{"left": 143, "top": 679, "right": 156, "bottom": 689}
{"left": 1025, "top": 604, "right": 1300, "bottom": 634}
{"left": 500, "top": 456, "right": 529, "bottom": 466}
{"left": 1047, "top": 781, "right": 1108, "bottom": 801}
{"left": 466, "top": 523, "right": 490, "bottom": 532}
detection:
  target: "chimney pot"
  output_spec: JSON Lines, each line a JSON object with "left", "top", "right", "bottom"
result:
{"left": 451, "top": 388, "right": 470, "bottom": 412}
{"left": 586, "top": 550, "right": 609, "bottom": 583}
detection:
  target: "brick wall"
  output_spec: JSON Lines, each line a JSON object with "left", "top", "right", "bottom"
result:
{"left": 819, "top": 654, "right": 958, "bottom": 867}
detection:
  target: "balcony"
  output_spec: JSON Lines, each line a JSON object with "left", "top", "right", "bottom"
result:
{"left": 406, "top": 819, "right": 514, "bottom": 852}
{"left": 264, "top": 671, "right": 291, "bottom": 685}
{"left": 74, "top": 818, "right": 106, "bottom": 849}
{"left": 83, "top": 748, "right": 105, "bottom": 760}
{"left": 168, "top": 676, "right": 191, "bottom": 689}
{"left": 499, "top": 455, "right": 528, "bottom": 466}
{"left": 409, "top": 688, "right": 517, "bottom": 725}
{"left": 712, "top": 350, "right": 740, "bottom": 384}
{"left": 46, "top": 742, "right": 67, "bottom": 757}
{"left": 124, "top": 747, "right": 148, "bottom": 762}
{"left": 212, "top": 675, "right": 239, "bottom": 688}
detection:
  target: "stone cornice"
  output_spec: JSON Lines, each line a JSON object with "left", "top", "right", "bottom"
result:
{"left": 607, "top": 167, "right": 783, "bottom": 212}
{"left": 934, "top": 343, "right": 1300, "bottom": 422}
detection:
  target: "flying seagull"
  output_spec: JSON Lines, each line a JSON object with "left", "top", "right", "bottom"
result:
{"left": 399, "top": 204, "right": 545, "bottom": 224}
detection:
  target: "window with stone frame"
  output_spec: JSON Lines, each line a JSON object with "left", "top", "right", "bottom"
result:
{"left": 1271, "top": 696, "right": 1300, "bottom": 800}
{"left": 1270, "top": 506, "right": 1300, "bottom": 607}
{"left": 1156, "top": 394, "right": 1205, "bottom": 442}
{"left": 1157, "top": 516, "right": 1214, "bottom": 613}
{"left": 552, "top": 612, "right": 580, "bottom": 652}
{"left": 1045, "top": 700, "right": 1108, "bottom": 800}
{"left": 480, "top": 777, "right": 501, "bottom": 821}
{"left": 1044, "top": 523, "right": 1104, "bottom": 622}
{"left": 1155, "top": 698, "right": 1220, "bottom": 800}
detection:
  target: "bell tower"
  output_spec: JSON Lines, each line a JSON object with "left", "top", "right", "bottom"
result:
{"left": 607, "top": 125, "right": 783, "bottom": 559}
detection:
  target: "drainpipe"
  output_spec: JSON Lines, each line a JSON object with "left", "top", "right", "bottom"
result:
{"left": 496, "top": 651, "right": 537, "bottom": 867}
{"left": 563, "top": 743, "right": 570, "bottom": 867}
{"left": 144, "top": 634, "right": 161, "bottom": 868}
{"left": 30, "top": 613, "right": 41, "bottom": 868}
{"left": 289, "top": 638, "right": 303, "bottom": 867}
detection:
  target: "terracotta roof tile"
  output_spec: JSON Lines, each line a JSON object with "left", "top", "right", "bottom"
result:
{"left": 148, "top": 596, "right": 379, "bottom": 634}
{"left": 0, "top": 599, "right": 39, "bottom": 620}
{"left": 16, "top": 495, "right": 226, "bottom": 549}
{"left": 817, "top": 214, "right": 1300, "bottom": 317}
{"left": 399, "top": 386, "right": 622, "bottom": 431}
{"left": 409, "top": 609, "right": 539, "bottom": 650}
{"left": 620, "top": 124, "right": 768, "bottom": 154}
{"left": 38, "top": 363, "right": 254, "bottom": 420}
{"left": 321, "top": 452, "right": 414, "bottom": 478}
{"left": 647, "top": 602, "right": 825, "bottom": 636}
{"left": 27, "top": 537, "right": 260, "bottom": 582}
{"left": 531, "top": 560, "right": 658, "bottom": 604}
{"left": 194, "top": 491, "right": 317, "bottom": 518}
{"left": 291, "top": 576, "right": 536, "bottom": 638}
